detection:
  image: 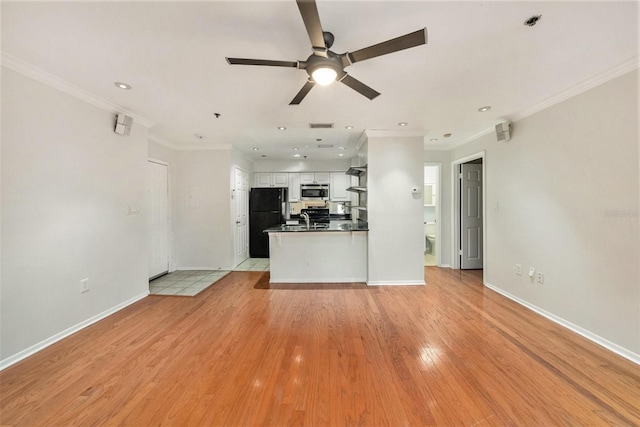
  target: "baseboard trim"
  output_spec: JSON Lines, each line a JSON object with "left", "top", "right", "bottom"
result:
{"left": 484, "top": 282, "right": 639, "bottom": 365}
{"left": 367, "top": 280, "right": 426, "bottom": 286}
{"left": 269, "top": 277, "right": 367, "bottom": 284}
{"left": 0, "top": 291, "right": 149, "bottom": 371}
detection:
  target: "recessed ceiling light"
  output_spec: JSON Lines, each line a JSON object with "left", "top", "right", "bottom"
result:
{"left": 339, "top": 153, "right": 344, "bottom": 157}
{"left": 345, "top": 126, "right": 354, "bottom": 130}
{"left": 252, "top": 147, "right": 260, "bottom": 151}
{"left": 478, "top": 106, "right": 491, "bottom": 112}
{"left": 430, "top": 138, "right": 438, "bottom": 142}
{"left": 398, "top": 122, "right": 408, "bottom": 127}
{"left": 338, "top": 146, "right": 345, "bottom": 150}
{"left": 293, "top": 154, "right": 301, "bottom": 158}
{"left": 114, "top": 82, "right": 131, "bottom": 90}
{"left": 194, "top": 134, "right": 206, "bottom": 140}
{"left": 261, "top": 154, "right": 267, "bottom": 158}
{"left": 316, "top": 138, "right": 322, "bottom": 142}
{"left": 444, "top": 133, "right": 452, "bottom": 138}
{"left": 278, "top": 126, "right": 286, "bottom": 131}
{"left": 293, "top": 147, "right": 299, "bottom": 151}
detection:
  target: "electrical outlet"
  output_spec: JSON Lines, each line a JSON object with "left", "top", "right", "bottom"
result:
{"left": 536, "top": 272, "right": 544, "bottom": 284}
{"left": 516, "top": 264, "right": 522, "bottom": 276}
{"left": 80, "top": 278, "right": 90, "bottom": 293}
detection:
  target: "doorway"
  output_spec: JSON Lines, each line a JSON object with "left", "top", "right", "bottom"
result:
{"left": 424, "top": 164, "right": 440, "bottom": 266}
{"left": 452, "top": 152, "right": 486, "bottom": 271}
{"left": 233, "top": 167, "right": 249, "bottom": 267}
{"left": 148, "top": 159, "right": 170, "bottom": 279}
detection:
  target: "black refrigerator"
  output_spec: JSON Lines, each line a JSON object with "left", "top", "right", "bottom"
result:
{"left": 249, "top": 187, "right": 288, "bottom": 258}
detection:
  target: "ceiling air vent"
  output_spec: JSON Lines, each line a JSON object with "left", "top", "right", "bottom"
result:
{"left": 309, "top": 123, "right": 334, "bottom": 129}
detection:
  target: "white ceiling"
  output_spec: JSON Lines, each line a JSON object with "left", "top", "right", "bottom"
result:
{"left": 2, "top": 1, "right": 638, "bottom": 160}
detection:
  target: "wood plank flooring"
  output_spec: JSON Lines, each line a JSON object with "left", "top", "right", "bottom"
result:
{"left": 1, "top": 268, "right": 638, "bottom": 426}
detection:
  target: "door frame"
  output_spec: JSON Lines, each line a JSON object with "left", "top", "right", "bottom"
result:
{"left": 232, "top": 166, "right": 250, "bottom": 267}
{"left": 424, "top": 162, "right": 442, "bottom": 266}
{"left": 148, "top": 157, "right": 173, "bottom": 275}
{"left": 450, "top": 151, "right": 486, "bottom": 271}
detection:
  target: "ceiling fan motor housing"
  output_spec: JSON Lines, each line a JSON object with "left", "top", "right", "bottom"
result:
{"left": 305, "top": 54, "right": 343, "bottom": 82}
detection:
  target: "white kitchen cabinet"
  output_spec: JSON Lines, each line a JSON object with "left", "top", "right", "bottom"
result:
{"left": 253, "top": 172, "right": 289, "bottom": 188}
{"left": 330, "top": 172, "right": 350, "bottom": 201}
{"left": 273, "top": 172, "right": 289, "bottom": 187}
{"left": 288, "top": 173, "right": 300, "bottom": 202}
{"left": 254, "top": 172, "right": 273, "bottom": 187}
{"left": 300, "top": 172, "right": 330, "bottom": 185}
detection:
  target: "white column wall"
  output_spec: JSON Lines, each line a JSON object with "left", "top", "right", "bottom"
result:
{"left": 366, "top": 135, "right": 425, "bottom": 285}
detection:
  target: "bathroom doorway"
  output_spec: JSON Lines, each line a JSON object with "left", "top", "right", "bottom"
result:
{"left": 424, "top": 164, "right": 440, "bottom": 266}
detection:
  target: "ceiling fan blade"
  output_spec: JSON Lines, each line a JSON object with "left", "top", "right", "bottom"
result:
{"left": 290, "top": 80, "right": 316, "bottom": 105}
{"left": 346, "top": 28, "right": 427, "bottom": 64}
{"left": 226, "top": 58, "right": 298, "bottom": 68}
{"left": 339, "top": 74, "right": 380, "bottom": 100}
{"left": 296, "top": 0, "right": 327, "bottom": 54}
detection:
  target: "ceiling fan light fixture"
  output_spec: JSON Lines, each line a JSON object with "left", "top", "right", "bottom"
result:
{"left": 311, "top": 67, "right": 338, "bottom": 86}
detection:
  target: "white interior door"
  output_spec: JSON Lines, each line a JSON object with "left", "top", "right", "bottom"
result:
{"left": 460, "top": 163, "right": 483, "bottom": 269}
{"left": 148, "top": 160, "right": 169, "bottom": 278}
{"left": 234, "top": 167, "right": 249, "bottom": 266}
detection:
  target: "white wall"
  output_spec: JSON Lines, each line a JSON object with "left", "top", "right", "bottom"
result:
{"left": 1, "top": 68, "right": 149, "bottom": 363}
{"left": 172, "top": 149, "right": 235, "bottom": 270}
{"left": 366, "top": 135, "right": 425, "bottom": 285}
{"left": 451, "top": 69, "right": 639, "bottom": 357}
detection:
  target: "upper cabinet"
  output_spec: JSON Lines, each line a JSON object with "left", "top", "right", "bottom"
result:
{"left": 288, "top": 173, "right": 301, "bottom": 202}
{"left": 254, "top": 172, "right": 289, "bottom": 188}
{"left": 300, "top": 172, "right": 330, "bottom": 185}
{"left": 329, "top": 173, "right": 350, "bottom": 201}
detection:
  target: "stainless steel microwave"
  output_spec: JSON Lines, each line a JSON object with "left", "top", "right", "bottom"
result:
{"left": 300, "top": 184, "right": 329, "bottom": 200}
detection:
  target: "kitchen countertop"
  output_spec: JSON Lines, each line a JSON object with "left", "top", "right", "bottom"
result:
{"left": 264, "top": 221, "right": 369, "bottom": 233}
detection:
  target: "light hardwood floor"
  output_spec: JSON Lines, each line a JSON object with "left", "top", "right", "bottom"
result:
{"left": 1, "top": 268, "right": 638, "bottom": 426}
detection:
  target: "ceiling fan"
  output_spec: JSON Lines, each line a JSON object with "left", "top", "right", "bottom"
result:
{"left": 226, "top": 0, "right": 427, "bottom": 105}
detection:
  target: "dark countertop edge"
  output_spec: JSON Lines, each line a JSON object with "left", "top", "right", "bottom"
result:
{"left": 264, "top": 224, "right": 369, "bottom": 233}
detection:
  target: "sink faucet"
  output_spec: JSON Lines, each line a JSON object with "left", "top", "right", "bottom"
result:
{"left": 300, "top": 212, "right": 310, "bottom": 230}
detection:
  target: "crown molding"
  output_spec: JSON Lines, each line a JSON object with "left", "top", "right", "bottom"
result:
{"left": 148, "top": 134, "right": 180, "bottom": 150}
{"left": 1, "top": 52, "right": 156, "bottom": 129}
{"left": 510, "top": 56, "right": 639, "bottom": 123}
{"left": 365, "top": 129, "right": 426, "bottom": 139}
{"left": 448, "top": 127, "right": 495, "bottom": 150}
{"left": 447, "top": 56, "right": 639, "bottom": 151}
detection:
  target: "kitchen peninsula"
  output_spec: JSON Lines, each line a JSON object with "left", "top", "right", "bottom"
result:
{"left": 264, "top": 222, "right": 368, "bottom": 283}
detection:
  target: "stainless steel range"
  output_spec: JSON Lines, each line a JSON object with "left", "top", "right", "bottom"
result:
{"left": 301, "top": 207, "right": 330, "bottom": 225}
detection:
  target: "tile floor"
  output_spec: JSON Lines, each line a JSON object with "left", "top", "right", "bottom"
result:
{"left": 149, "top": 259, "right": 269, "bottom": 297}
{"left": 149, "top": 270, "right": 230, "bottom": 296}
{"left": 424, "top": 251, "right": 436, "bottom": 266}
{"left": 233, "top": 258, "right": 270, "bottom": 271}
